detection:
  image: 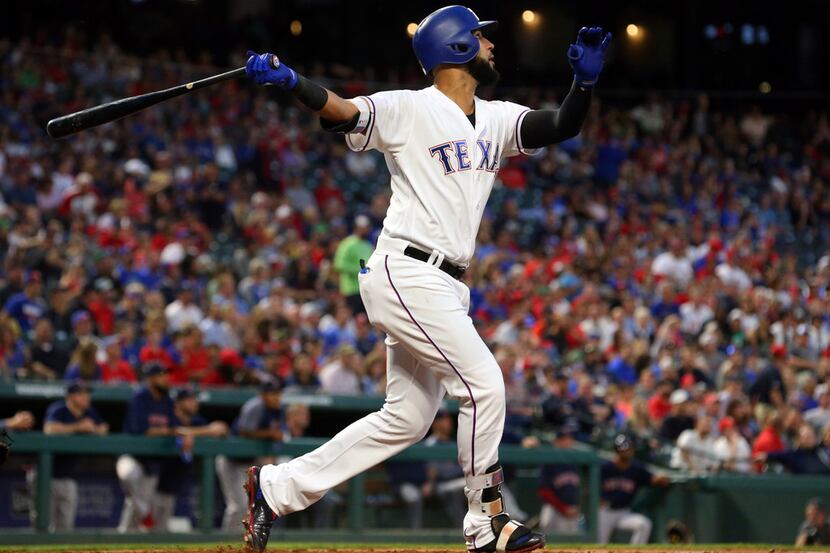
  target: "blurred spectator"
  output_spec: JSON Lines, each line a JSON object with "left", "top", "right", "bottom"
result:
{"left": 671, "top": 415, "right": 716, "bottom": 474}
{"left": 3, "top": 271, "right": 45, "bottom": 335}
{"left": 805, "top": 389, "right": 830, "bottom": 431}
{"left": 333, "top": 215, "right": 373, "bottom": 315}
{"left": 752, "top": 411, "right": 786, "bottom": 468}
{"left": 63, "top": 339, "right": 100, "bottom": 381}
{"left": 319, "top": 343, "right": 362, "bottom": 395}
{"left": 795, "top": 498, "right": 830, "bottom": 546}
{"left": 714, "top": 416, "right": 752, "bottom": 473}
{"left": 651, "top": 238, "right": 693, "bottom": 288}
{"left": 116, "top": 363, "right": 175, "bottom": 532}
{"left": 537, "top": 420, "right": 582, "bottom": 534}
{"left": 598, "top": 434, "right": 669, "bottom": 544}
{"left": 284, "top": 353, "right": 321, "bottom": 393}
{"left": 98, "top": 335, "right": 137, "bottom": 383}
{"left": 164, "top": 282, "right": 204, "bottom": 332}
{"left": 216, "top": 380, "right": 283, "bottom": 531}
{"left": 29, "top": 319, "right": 69, "bottom": 380}
{"left": 0, "top": 316, "right": 26, "bottom": 379}
{"left": 39, "top": 381, "right": 108, "bottom": 530}
{"left": 647, "top": 380, "right": 674, "bottom": 422}
{"left": 659, "top": 389, "right": 695, "bottom": 442}
{"left": 759, "top": 423, "right": 830, "bottom": 475}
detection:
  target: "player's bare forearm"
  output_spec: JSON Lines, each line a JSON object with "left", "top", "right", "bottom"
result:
{"left": 318, "top": 90, "right": 359, "bottom": 122}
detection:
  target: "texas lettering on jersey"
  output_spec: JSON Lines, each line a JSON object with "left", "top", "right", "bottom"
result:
{"left": 344, "top": 86, "right": 535, "bottom": 265}
{"left": 429, "top": 140, "right": 500, "bottom": 174}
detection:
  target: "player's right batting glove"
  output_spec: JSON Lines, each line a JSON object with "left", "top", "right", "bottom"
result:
{"left": 246, "top": 51, "right": 298, "bottom": 89}
{"left": 567, "top": 26, "right": 612, "bottom": 89}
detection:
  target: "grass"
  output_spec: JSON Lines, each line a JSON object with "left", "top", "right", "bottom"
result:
{"left": 0, "top": 544, "right": 804, "bottom": 552}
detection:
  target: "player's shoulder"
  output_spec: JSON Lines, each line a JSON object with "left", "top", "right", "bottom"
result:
{"left": 359, "top": 87, "right": 424, "bottom": 105}
{"left": 44, "top": 399, "right": 68, "bottom": 417}
{"left": 479, "top": 97, "right": 532, "bottom": 111}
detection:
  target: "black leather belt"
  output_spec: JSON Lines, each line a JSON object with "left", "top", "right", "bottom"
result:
{"left": 403, "top": 246, "right": 466, "bottom": 279}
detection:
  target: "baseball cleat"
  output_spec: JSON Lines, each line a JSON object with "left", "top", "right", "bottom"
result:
{"left": 243, "top": 465, "right": 276, "bottom": 552}
{"left": 471, "top": 514, "right": 545, "bottom": 553}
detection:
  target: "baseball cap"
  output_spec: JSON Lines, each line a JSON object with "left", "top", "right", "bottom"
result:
{"left": 613, "top": 434, "right": 634, "bottom": 452}
{"left": 670, "top": 389, "right": 690, "bottom": 405}
{"left": 66, "top": 380, "right": 90, "bottom": 395}
{"left": 354, "top": 214, "right": 371, "bottom": 228}
{"left": 718, "top": 416, "right": 736, "bottom": 433}
{"left": 557, "top": 418, "right": 580, "bottom": 437}
{"left": 71, "top": 310, "right": 91, "bottom": 326}
{"left": 24, "top": 271, "right": 42, "bottom": 285}
{"left": 218, "top": 348, "right": 245, "bottom": 369}
{"left": 173, "top": 387, "right": 196, "bottom": 402}
{"left": 142, "top": 362, "right": 168, "bottom": 378}
{"left": 770, "top": 344, "right": 787, "bottom": 358}
{"left": 260, "top": 379, "right": 283, "bottom": 393}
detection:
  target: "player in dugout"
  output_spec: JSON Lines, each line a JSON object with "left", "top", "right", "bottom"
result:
{"left": 242, "top": 4, "right": 611, "bottom": 552}
{"left": 598, "top": 434, "right": 670, "bottom": 544}
{"left": 37, "top": 381, "right": 108, "bottom": 531}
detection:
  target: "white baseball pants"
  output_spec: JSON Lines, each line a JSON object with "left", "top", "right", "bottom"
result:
{"left": 598, "top": 507, "right": 652, "bottom": 544}
{"left": 538, "top": 504, "right": 580, "bottom": 535}
{"left": 260, "top": 250, "right": 506, "bottom": 547}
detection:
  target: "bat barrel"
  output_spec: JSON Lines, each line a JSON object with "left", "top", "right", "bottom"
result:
{"left": 46, "top": 66, "right": 246, "bottom": 139}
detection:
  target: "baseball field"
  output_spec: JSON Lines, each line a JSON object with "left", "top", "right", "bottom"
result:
{"left": 0, "top": 544, "right": 813, "bottom": 553}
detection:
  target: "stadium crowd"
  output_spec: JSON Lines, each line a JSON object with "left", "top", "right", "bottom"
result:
{"left": 2, "top": 30, "right": 830, "bottom": 497}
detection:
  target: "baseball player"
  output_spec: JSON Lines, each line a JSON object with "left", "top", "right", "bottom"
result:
{"left": 117, "top": 362, "right": 176, "bottom": 532}
{"left": 537, "top": 420, "right": 582, "bottom": 535}
{"left": 39, "top": 381, "right": 109, "bottom": 530}
{"left": 598, "top": 434, "right": 669, "bottom": 544}
{"left": 243, "top": 6, "right": 611, "bottom": 552}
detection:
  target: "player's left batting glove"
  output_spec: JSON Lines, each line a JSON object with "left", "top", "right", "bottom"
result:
{"left": 567, "top": 27, "right": 612, "bottom": 89}
{"left": 246, "top": 51, "right": 298, "bottom": 89}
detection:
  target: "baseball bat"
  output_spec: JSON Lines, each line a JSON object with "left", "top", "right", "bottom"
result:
{"left": 46, "top": 66, "right": 246, "bottom": 139}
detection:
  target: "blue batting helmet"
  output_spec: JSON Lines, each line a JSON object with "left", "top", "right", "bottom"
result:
{"left": 412, "top": 5, "right": 497, "bottom": 75}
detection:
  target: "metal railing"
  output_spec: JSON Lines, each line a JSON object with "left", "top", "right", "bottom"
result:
{"left": 10, "top": 432, "right": 601, "bottom": 541}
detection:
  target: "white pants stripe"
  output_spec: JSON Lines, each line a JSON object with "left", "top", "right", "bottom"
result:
{"left": 259, "top": 252, "right": 505, "bottom": 546}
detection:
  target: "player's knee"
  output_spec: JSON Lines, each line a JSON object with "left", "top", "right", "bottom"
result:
{"left": 639, "top": 515, "right": 653, "bottom": 534}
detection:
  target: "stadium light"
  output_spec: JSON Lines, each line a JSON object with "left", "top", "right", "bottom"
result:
{"left": 522, "top": 10, "right": 538, "bottom": 26}
{"left": 759, "top": 81, "right": 771, "bottom": 94}
{"left": 290, "top": 20, "right": 302, "bottom": 36}
{"left": 626, "top": 24, "right": 642, "bottom": 39}
{"left": 406, "top": 22, "right": 418, "bottom": 37}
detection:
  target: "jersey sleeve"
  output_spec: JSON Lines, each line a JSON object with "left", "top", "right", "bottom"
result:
{"left": 491, "top": 100, "right": 541, "bottom": 158}
{"left": 344, "top": 90, "right": 415, "bottom": 154}
{"left": 236, "top": 398, "right": 264, "bottom": 433}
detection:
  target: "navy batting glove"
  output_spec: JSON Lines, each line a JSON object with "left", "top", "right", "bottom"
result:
{"left": 245, "top": 50, "right": 299, "bottom": 89}
{"left": 567, "top": 27, "right": 612, "bottom": 89}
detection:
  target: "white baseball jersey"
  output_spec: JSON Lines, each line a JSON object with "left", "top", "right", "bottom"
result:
{"left": 345, "top": 86, "right": 537, "bottom": 266}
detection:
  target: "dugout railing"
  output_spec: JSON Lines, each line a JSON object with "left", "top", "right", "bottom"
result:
{"left": 9, "top": 432, "right": 602, "bottom": 542}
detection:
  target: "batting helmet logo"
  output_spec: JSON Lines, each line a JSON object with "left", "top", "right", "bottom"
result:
{"left": 412, "top": 5, "right": 498, "bottom": 75}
